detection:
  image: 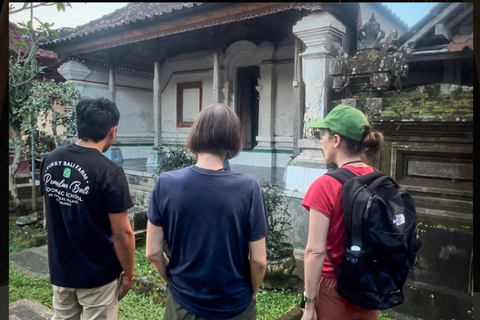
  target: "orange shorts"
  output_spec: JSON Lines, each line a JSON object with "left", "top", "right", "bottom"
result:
{"left": 315, "top": 276, "right": 379, "bottom": 320}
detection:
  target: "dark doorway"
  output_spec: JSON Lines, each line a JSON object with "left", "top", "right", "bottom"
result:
{"left": 236, "top": 66, "right": 260, "bottom": 150}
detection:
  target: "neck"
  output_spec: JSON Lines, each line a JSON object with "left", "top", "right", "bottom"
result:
{"left": 195, "top": 153, "right": 224, "bottom": 170}
{"left": 76, "top": 139, "right": 107, "bottom": 154}
{"left": 335, "top": 154, "right": 364, "bottom": 167}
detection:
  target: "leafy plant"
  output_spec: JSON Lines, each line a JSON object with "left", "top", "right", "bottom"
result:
{"left": 261, "top": 182, "right": 293, "bottom": 259}
{"left": 30, "top": 78, "right": 81, "bottom": 147}
{"left": 9, "top": 3, "right": 73, "bottom": 215}
{"left": 153, "top": 144, "right": 196, "bottom": 177}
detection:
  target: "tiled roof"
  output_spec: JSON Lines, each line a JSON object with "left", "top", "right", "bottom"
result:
{"left": 44, "top": 2, "right": 203, "bottom": 45}
{"left": 9, "top": 22, "right": 59, "bottom": 64}
{"left": 448, "top": 33, "right": 473, "bottom": 52}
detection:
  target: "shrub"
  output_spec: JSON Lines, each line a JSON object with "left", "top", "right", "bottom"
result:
{"left": 261, "top": 182, "right": 293, "bottom": 259}
{"left": 153, "top": 144, "right": 196, "bottom": 177}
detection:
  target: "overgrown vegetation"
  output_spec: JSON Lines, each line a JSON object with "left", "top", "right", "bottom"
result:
{"left": 261, "top": 182, "right": 293, "bottom": 260}
{"left": 9, "top": 214, "right": 47, "bottom": 253}
{"left": 9, "top": 2, "right": 77, "bottom": 215}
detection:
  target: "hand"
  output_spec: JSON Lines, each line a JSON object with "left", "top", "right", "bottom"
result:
{"left": 118, "top": 271, "right": 134, "bottom": 301}
{"left": 301, "top": 305, "right": 317, "bottom": 320}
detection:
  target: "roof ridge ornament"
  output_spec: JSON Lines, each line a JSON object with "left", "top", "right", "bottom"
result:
{"left": 357, "top": 13, "right": 385, "bottom": 51}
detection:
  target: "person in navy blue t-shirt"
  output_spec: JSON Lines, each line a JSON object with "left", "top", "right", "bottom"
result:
{"left": 146, "top": 103, "right": 268, "bottom": 320}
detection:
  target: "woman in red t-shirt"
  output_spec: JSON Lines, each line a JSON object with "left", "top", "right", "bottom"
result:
{"left": 300, "top": 105, "right": 384, "bottom": 320}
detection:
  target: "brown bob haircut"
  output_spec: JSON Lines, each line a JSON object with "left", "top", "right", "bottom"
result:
{"left": 186, "top": 103, "right": 243, "bottom": 160}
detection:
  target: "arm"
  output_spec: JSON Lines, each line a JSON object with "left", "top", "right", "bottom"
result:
{"left": 302, "top": 208, "right": 330, "bottom": 320}
{"left": 249, "top": 237, "right": 267, "bottom": 299}
{"left": 109, "top": 211, "right": 135, "bottom": 300}
{"left": 42, "top": 196, "right": 47, "bottom": 230}
{"left": 145, "top": 221, "right": 169, "bottom": 282}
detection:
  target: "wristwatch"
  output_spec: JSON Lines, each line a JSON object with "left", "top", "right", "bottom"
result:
{"left": 303, "top": 291, "right": 316, "bottom": 303}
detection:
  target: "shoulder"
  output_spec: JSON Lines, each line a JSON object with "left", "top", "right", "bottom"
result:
{"left": 309, "top": 173, "right": 342, "bottom": 190}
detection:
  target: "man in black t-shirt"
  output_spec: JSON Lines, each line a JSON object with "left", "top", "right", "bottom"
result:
{"left": 40, "top": 98, "right": 135, "bottom": 320}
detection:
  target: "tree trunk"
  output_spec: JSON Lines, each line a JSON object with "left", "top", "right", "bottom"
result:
{"left": 9, "top": 128, "right": 26, "bottom": 216}
{"left": 51, "top": 113, "right": 59, "bottom": 149}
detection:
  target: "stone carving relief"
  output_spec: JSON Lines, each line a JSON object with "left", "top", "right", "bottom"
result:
{"left": 331, "top": 15, "right": 415, "bottom": 94}
{"left": 357, "top": 14, "right": 385, "bottom": 51}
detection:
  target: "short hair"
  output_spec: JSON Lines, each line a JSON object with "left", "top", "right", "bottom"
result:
{"left": 187, "top": 103, "right": 242, "bottom": 160}
{"left": 76, "top": 98, "right": 120, "bottom": 142}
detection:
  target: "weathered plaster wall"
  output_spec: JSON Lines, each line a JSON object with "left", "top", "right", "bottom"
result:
{"left": 82, "top": 65, "right": 154, "bottom": 138}
{"left": 274, "top": 62, "right": 294, "bottom": 140}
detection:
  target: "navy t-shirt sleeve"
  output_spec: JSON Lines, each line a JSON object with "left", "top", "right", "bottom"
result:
{"left": 248, "top": 181, "right": 268, "bottom": 242}
{"left": 104, "top": 167, "right": 134, "bottom": 214}
{"left": 147, "top": 176, "right": 163, "bottom": 226}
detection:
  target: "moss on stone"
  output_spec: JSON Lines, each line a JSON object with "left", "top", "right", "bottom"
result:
{"left": 380, "top": 84, "right": 473, "bottom": 120}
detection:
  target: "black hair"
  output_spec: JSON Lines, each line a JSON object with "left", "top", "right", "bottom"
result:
{"left": 76, "top": 97, "right": 120, "bottom": 143}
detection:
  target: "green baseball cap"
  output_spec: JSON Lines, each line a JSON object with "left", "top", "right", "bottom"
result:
{"left": 308, "top": 105, "right": 370, "bottom": 141}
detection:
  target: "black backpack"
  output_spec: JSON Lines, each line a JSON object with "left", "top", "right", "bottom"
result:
{"left": 325, "top": 167, "right": 421, "bottom": 310}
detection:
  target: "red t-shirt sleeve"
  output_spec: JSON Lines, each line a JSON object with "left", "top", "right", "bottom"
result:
{"left": 302, "top": 175, "right": 338, "bottom": 219}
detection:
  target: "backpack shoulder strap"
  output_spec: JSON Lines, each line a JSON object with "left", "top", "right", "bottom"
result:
{"left": 324, "top": 167, "right": 357, "bottom": 185}
{"left": 324, "top": 167, "right": 357, "bottom": 266}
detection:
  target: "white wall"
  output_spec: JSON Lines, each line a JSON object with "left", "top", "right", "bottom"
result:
{"left": 81, "top": 64, "right": 154, "bottom": 143}
{"left": 274, "top": 62, "right": 294, "bottom": 140}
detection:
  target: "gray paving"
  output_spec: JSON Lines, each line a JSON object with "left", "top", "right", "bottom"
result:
{"left": 9, "top": 299, "right": 53, "bottom": 320}
{"left": 10, "top": 246, "right": 52, "bottom": 320}
{"left": 9, "top": 245, "right": 49, "bottom": 278}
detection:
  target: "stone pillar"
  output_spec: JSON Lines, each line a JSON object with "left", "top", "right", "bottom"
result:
{"left": 292, "top": 36, "right": 304, "bottom": 157}
{"left": 147, "top": 60, "right": 165, "bottom": 173}
{"left": 212, "top": 50, "right": 222, "bottom": 103}
{"left": 153, "top": 60, "right": 162, "bottom": 148}
{"left": 57, "top": 61, "right": 91, "bottom": 95}
{"left": 109, "top": 67, "right": 116, "bottom": 103}
{"left": 284, "top": 11, "right": 346, "bottom": 193}
{"left": 255, "top": 62, "right": 276, "bottom": 152}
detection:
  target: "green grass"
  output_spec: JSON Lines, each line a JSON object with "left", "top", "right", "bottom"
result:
{"left": 118, "top": 291, "right": 165, "bottom": 319}
{"left": 9, "top": 266, "right": 165, "bottom": 319}
{"left": 135, "top": 246, "right": 165, "bottom": 283}
{"left": 256, "top": 289, "right": 301, "bottom": 319}
{"left": 9, "top": 267, "right": 53, "bottom": 307}
{"left": 8, "top": 229, "right": 397, "bottom": 320}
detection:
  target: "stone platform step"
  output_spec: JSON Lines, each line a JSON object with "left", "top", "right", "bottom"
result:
{"left": 125, "top": 170, "right": 156, "bottom": 189}
{"left": 9, "top": 299, "right": 53, "bottom": 320}
{"left": 129, "top": 185, "right": 153, "bottom": 208}
{"left": 10, "top": 183, "right": 40, "bottom": 200}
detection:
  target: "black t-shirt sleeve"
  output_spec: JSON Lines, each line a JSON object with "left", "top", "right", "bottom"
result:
{"left": 104, "top": 166, "right": 134, "bottom": 214}
{"left": 147, "top": 176, "right": 162, "bottom": 226}
{"left": 248, "top": 181, "right": 268, "bottom": 242}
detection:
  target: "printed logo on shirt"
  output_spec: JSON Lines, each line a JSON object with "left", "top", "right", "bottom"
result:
{"left": 63, "top": 168, "right": 71, "bottom": 178}
{"left": 44, "top": 161, "right": 90, "bottom": 207}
